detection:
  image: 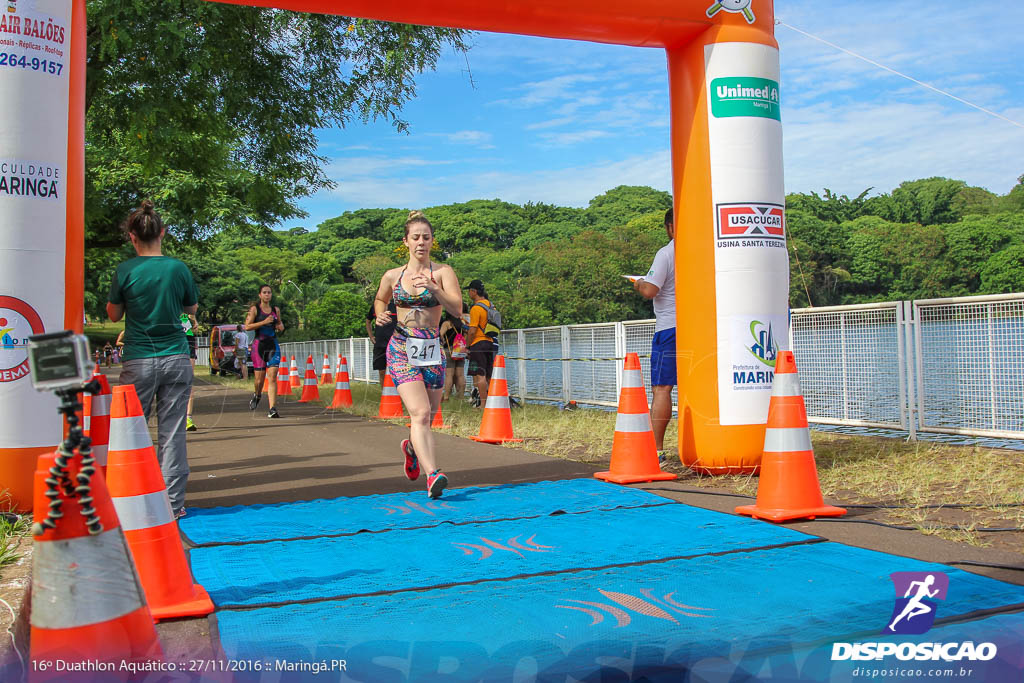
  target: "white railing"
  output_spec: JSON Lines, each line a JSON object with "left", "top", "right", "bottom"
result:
{"left": 205, "top": 291, "right": 1024, "bottom": 440}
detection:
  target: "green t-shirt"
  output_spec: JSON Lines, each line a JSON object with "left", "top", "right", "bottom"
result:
{"left": 108, "top": 256, "right": 199, "bottom": 361}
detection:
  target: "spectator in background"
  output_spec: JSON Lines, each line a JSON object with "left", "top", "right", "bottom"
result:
{"left": 440, "top": 306, "right": 467, "bottom": 401}
{"left": 107, "top": 199, "right": 199, "bottom": 520}
{"left": 465, "top": 280, "right": 497, "bottom": 405}
{"left": 234, "top": 324, "right": 249, "bottom": 381}
{"left": 179, "top": 313, "right": 199, "bottom": 432}
{"left": 365, "top": 300, "right": 397, "bottom": 387}
{"left": 633, "top": 207, "right": 676, "bottom": 459}
{"left": 103, "top": 342, "right": 113, "bottom": 367}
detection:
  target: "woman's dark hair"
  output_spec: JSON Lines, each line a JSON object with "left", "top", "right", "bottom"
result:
{"left": 250, "top": 284, "right": 274, "bottom": 311}
{"left": 122, "top": 199, "right": 164, "bottom": 242}
{"left": 404, "top": 210, "right": 433, "bottom": 237}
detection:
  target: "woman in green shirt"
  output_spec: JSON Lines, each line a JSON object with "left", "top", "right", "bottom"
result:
{"left": 106, "top": 200, "right": 199, "bottom": 519}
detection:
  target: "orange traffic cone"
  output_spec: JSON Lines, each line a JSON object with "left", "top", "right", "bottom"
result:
{"left": 735, "top": 351, "right": 847, "bottom": 522}
{"left": 106, "top": 385, "right": 214, "bottom": 621}
{"left": 82, "top": 368, "right": 112, "bottom": 472}
{"left": 595, "top": 353, "right": 677, "bottom": 484}
{"left": 29, "top": 450, "right": 163, "bottom": 674}
{"left": 329, "top": 356, "right": 354, "bottom": 409}
{"left": 298, "top": 355, "right": 321, "bottom": 402}
{"left": 407, "top": 404, "right": 450, "bottom": 429}
{"left": 320, "top": 353, "right": 333, "bottom": 385}
{"left": 275, "top": 364, "right": 292, "bottom": 397}
{"left": 470, "top": 355, "right": 523, "bottom": 444}
{"left": 377, "top": 374, "right": 404, "bottom": 418}
{"left": 289, "top": 355, "right": 301, "bottom": 390}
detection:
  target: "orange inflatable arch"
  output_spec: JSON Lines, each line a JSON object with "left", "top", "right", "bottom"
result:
{"left": 0, "top": 0, "right": 786, "bottom": 509}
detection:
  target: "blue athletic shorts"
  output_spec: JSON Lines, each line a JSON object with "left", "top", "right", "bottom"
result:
{"left": 650, "top": 328, "right": 676, "bottom": 387}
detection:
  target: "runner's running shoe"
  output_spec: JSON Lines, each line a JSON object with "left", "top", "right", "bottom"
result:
{"left": 268, "top": 406, "right": 280, "bottom": 418}
{"left": 401, "top": 439, "right": 420, "bottom": 481}
{"left": 186, "top": 417, "right": 197, "bottom": 432}
{"left": 249, "top": 393, "right": 260, "bottom": 411}
{"left": 426, "top": 470, "right": 448, "bottom": 499}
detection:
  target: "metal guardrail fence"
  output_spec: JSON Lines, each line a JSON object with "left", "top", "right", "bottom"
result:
{"left": 204, "top": 292, "right": 1023, "bottom": 441}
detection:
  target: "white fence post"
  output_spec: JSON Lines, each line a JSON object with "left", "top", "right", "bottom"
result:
{"left": 560, "top": 325, "right": 571, "bottom": 404}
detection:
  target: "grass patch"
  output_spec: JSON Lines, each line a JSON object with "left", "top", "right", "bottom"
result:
{"left": 202, "top": 373, "right": 1024, "bottom": 552}
{"left": 83, "top": 320, "right": 124, "bottom": 348}
{"left": 0, "top": 493, "right": 30, "bottom": 571}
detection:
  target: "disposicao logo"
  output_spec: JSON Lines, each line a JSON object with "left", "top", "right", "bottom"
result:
{"left": 886, "top": 571, "right": 948, "bottom": 635}
{"left": 831, "top": 571, "right": 997, "bottom": 663}
{"left": 710, "top": 77, "right": 780, "bottom": 120}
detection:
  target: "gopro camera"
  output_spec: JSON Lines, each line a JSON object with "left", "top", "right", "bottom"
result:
{"left": 27, "top": 330, "right": 94, "bottom": 392}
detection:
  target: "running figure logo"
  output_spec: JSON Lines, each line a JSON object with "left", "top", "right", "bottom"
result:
{"left": 884, "top": 571, "right": 949, "bottom": 635}
{"left": 706, "top": 0, "right": 756, "bottom": 24}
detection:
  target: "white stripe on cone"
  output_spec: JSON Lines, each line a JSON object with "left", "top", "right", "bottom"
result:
{"left": 91, "top": 444, "right": 108, "bottom": 467}
{"left": 334, "top": 382, "right": 350, "bottom": 390}
{"left": 108, "top": 415, "right": 152, "bottom": 452}
{"left": 31, "top": 528, "right": 144, "bottom": 629}
{"left": 763, "top": 427, "right": 813, "bottom": 452}
{"left": 92, "top": 394, "right": 112, "bottom": 415}
{"left": 621, "top": 370, "right": 644, "bottom": 388}
{"left": 492, "top": 365, "right": 506, "bottom": 381}
{"left": 111, "top": 490, "right": 175, "bottom": 531}
{"left": 615, "top": 412, "right": 653, "bottom": 433}
{"left": 771, "top": 373, "right": 802, "bottom": 397}
{"left": 303, "top": 377, "right": 316, "bottom": 385}
{"left": 382, "top": 386, "right": 398, "bottom": 396}
{"left": 484, "top": 395, "right": 510, "bottom": 410}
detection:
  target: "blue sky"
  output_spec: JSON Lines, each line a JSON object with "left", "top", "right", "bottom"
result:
{"left": 284, "top": 0, "right": 1024, "bottom": 231}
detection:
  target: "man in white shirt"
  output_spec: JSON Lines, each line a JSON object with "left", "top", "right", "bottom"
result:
{"left": 234, "top": 324, "right": 250, "bottom": 381}
{"left": 633, "top": 208, "right": 676, "bottom": 456}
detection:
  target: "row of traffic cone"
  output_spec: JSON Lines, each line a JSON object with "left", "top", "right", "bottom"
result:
{"left": 30, "top": 380, "right": 214, "bottom": 674}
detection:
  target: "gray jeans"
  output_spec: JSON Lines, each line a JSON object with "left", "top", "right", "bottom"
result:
{"left": 119, "top": 354, "right": 193, "bottom": 513}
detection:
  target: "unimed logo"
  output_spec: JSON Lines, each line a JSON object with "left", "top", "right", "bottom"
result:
{"left": 831, "top": 571, "right": 997, "bottom": 663}
{"left": 710, "top": 77, "right": 780, "bottom": 120}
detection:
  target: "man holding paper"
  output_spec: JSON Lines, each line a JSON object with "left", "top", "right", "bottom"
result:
{"left": 632, "top": 207, "right": 676, "bottom": 458}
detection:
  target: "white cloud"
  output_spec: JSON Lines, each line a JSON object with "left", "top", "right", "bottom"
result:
{"left": 783, "top": 101, "right": 1024, "bottom": 196}
{"left": 426, "top": 130, "right": 495, "bottom": 147}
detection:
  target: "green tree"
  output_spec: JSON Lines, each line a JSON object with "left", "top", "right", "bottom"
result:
{"left": 303, "top": 287, "right": 367, "bottom": 340}
{"left": 786, "top": 188, "right": 871, "bottom": 224}
{"left": 84, "top": 2, "right": 469, "bottom": 247}
{"left": 584, "top": 186, "right": 672, "bottom": 229}
{"left": 863, "top": 177, "right": 967, "bottom": 225}
{"left": 979, "top": 245, "right": 1024, "bottom": 293}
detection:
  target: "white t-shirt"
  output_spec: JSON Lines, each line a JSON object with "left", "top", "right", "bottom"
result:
{"left": 235, "top": 331, "right": 249, "bottom": 350}
{"left": 644, "top": 239, "right": 676, "bottom": 333}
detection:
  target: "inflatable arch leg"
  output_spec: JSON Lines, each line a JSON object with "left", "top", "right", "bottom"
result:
{"left": 0, "top": 0, "right": 85, "bottom": 511}
{"left": 669, "top": 26, "right": 788, "bottom": 474}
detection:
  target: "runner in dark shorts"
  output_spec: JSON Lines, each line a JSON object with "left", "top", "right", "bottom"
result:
{"left": 244, "top": 285, "right": 285, "bottom": 418}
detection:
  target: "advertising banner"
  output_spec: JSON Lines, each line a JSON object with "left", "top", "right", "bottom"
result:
{"left": 0, "top": 0, "right": 72, "bottom": 448}
{"left": 704, "top": 41, "right": 789, "bottom": 426}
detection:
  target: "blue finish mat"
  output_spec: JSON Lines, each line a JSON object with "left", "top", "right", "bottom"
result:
{"left": 216, "top": 542, "right": 1024, "bottom": 682}
{"left": 180, "top": 478, "right": 670, "bottom": 545}
{"left": 191, "top": 503, "right": 812, "bottom": 607}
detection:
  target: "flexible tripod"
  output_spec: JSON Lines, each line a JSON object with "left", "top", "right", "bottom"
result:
{"left": 31, "top": 379, "right": 103, "bottom": 536}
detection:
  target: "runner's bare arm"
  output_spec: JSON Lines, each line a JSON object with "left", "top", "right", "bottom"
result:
{"left": 373, "top": 270, "right": 396, "bottom": 324}
{"left": 434, "top": 265, "right": 463, "bottom": 319}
